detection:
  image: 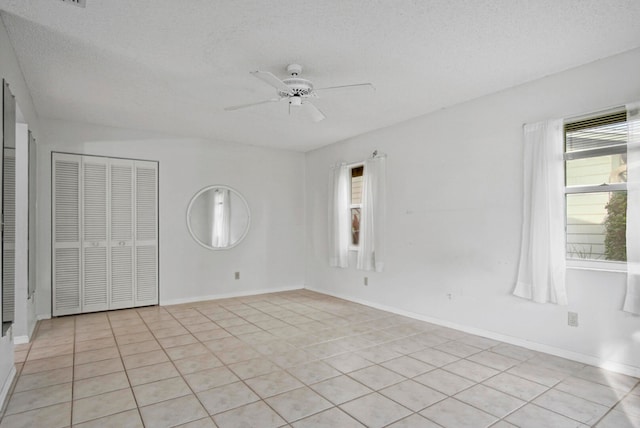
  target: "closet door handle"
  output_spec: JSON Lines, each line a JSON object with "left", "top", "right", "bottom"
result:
{"left": 119, "top": 241, "right": 125, "bottom": 246}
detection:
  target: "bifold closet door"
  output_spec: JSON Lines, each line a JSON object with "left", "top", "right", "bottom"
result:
{"left": 82, "top": 156, "right": 109, "bottom": 312}
{"left": 110, "top": 159, "right": 134, "bottom": 309}
{"left": 53, "top": 154, "right": 158, "bottom": 315}
{"left": 52, "top": 154, "right": 81, "bottom": 316}
{"left": 2, "top": 148, "right": 15, "bottom": 323}
{"left": 134, "top": 161, "right": 158, "bottom": 307}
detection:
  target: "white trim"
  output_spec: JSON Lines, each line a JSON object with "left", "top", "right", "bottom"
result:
{"left": 566, "top": 259, "right": 627, "bottom": 273}
{"left": 14, "top": 315, "right": 39, "bottom": 344}
{"left": 564, "top": 183, "right": 626, "bottom": 194}
{"left": 305, "top": 287, "right": 640, "bottom": 378}
{"left": 37, "top": 314, "right": 51, "bottom": 321}
{"left": 13, "top": 335, "right": 29, "bottom": 345}
{"left": 0, "top": 366, "right": 17, "bottom": 415}
{"left": 159, "top": 285, "right": 304, "bottom": 306}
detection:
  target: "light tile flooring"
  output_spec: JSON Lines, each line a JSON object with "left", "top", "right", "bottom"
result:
{"left": 1, "top": 290, "right": 639, "bottom": 428}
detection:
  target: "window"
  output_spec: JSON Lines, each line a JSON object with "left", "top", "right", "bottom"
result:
{"left": 350, "top": 165, "right": 363, "bottom": 248}
{"left": 564, "top": 111, "right": 627, "bottom": 262}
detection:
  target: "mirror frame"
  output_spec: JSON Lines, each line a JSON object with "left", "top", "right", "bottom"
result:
{"left": 186, "top": 185, "right": 251, "bottom": 251}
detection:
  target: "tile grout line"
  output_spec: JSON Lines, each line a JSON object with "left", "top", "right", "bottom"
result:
{"left": 144, "top": 303, "right": 219, "bottom": 426}
{"left": 189, "top": 297, "right": 321, "bottom": 425}
{"left": 185, "top": 294, "right": 367, "bottom": 424}
{"left": 225, "top": 293, "right": 634, "bottom": 425}
{"left": 190, "top": 298, "right": 425, "bottom": 426}
{"left": 70, "top": 316, "right": 76, "bottom": 426}
{"left": 4, "top": 290, "right": 639, "bottom": 427}
{"left": 196, "top": 295, "right": 534, "bottom": 426}
{"left": 590, "top": 378, "right": 640, "bottom": 427}
{"left": 189, "top": 304, "right": 284, "bottom": 425}
{"left": 108, "top": 309, "right": 147, "bottom": 428}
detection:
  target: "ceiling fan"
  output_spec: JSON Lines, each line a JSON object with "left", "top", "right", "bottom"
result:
{"left": 224, "top": 64, "right": 374, "bottom": 122}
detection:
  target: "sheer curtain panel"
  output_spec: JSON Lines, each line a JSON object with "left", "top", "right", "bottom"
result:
{"left": 329, "top": 163, "right": 350, "bottom": 268}
{"left": 514, "top": 120, "right": 568, "bottom": 305}
{"left": 357, "top": 155, "right": 386, "bottom": 272}
{"left": 624, "top": 102, "right": 640, "bottom": 315}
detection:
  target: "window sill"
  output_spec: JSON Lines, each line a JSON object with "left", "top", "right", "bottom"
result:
{"left": 566, "top": 259, "right": 627, "bottom": 273}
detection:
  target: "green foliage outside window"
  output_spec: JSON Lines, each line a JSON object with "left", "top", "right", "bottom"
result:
{"left": 604, "top": 192, "right": 627, "bottom": 261}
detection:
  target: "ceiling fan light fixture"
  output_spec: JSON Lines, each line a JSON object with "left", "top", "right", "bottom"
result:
{"left": 289, "top": 96, "right": 302, "bottom": 107}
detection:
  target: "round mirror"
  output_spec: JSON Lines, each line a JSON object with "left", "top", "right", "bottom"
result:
{"left": 186, "top": 185, "right": 251, "bottom": 250}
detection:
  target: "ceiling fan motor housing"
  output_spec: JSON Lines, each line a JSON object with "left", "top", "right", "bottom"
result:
{"left": 286, "top": 63, "right": 303, "bottom": 76}
{"left": 279, "top": 77, "right": 314, "bottom": 98}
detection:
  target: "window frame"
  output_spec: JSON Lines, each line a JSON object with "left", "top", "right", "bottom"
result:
{"left": 348, "top": 162, "right": 364, "bottom": 252}
{"left": 563, "top": 110, "right": 627, "bottom": 271}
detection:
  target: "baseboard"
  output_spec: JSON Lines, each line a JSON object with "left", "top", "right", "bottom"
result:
{"left": 13, "top": 320, "right": 38, "bottom": 345}
{"left": 160, "top": 285, "right": 305, "bottom": 306}
{"left": 34, "top": 287, "right": 306, "bottom": 317}
{"left": 13, "top": 336, "right": 29, "bottom": 345}
{"left": 0, "top": 366, "right": 17, "bottom": 417}
{"left": 305, "top": 287, "right": 640, "bottom": 379}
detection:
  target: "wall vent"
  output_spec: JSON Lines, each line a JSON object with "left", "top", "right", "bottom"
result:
{"left": 60, "top": 0, "right": 86, "bottom": 7}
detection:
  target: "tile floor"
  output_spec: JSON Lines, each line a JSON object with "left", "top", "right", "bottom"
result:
{"left": 1, "top": 290, "right": 639, "bottom": 428}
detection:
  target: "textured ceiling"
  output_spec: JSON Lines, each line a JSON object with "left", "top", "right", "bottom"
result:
{"left": 1, "top": 0, "right": 640, "bottom": 151}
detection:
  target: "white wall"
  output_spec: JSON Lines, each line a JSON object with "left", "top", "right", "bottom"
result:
{"left": 305, "top": 47, "right": 640, "bottom": 374}
{"left": 0, "top": 15, "right": 39, "bottom": 410}
{"left": 13, "top": 122, "right": 36, "bottom": 342}
{"left": 36, "top": 119, "right": 306, "bottom": 316}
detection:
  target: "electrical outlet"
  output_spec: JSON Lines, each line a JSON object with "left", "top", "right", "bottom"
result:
{"left": 568, "top": 312, "right": 579, "bottom": 327}
{"left": 364, "top": 277, "right": 368, "bottom": 286}
{"left": 234, "top": 272, "right": 240, "bottom": 280}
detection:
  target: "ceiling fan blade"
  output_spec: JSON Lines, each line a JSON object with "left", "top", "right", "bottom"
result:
{"left": 303, "top": 101, "right": 326, "bottom": 122}
{"left": 314, "top": 83, "right": 375, "bottom": 96}
{"left": 224, "top": 98, "right": 281, "bottom": 111}
{"left": 250, "top": 71, "right": 293, "bottom": 96}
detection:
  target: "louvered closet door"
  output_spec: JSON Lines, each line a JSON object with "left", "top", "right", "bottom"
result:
{"left": 2, "top": 149, "right": 15, "bottom": 323}
{"left": 109, "top": 159, "right": 134, "bottom": 309}
{"left": 134, "top": 161, "right": 158, "bottom": 306}
{"left": 82, "top": 156, "right": 109, "bottom": 312}
{"left": 53, "top": 153, "right": 82, "bottom": 316}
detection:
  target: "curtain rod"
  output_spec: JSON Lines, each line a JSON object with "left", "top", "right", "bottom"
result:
{"left": 329, "top": 150, "right": 387, "bottom": 169}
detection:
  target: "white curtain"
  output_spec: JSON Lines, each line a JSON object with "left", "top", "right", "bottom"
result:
{"left": 513, "top": 119, "right": 568, "bottom": 305}
{"left": 212, "top": 188, "right": 231, "bottom": 248}
{"left": 329, "top": 163, "right": 350, "bottom": 267}
{"left": 624, "top": 102, "right": 640, "bottom": 315}
{"left": 357, "top": 155, "right": 386, "bottom": 272}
